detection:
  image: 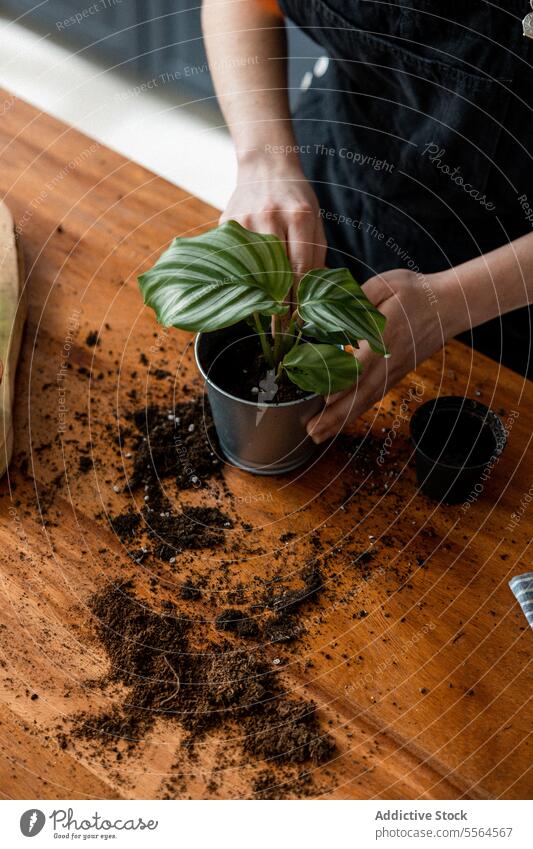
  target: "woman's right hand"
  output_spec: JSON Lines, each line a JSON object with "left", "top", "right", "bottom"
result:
{"left": 220, "top": 156, "right": 328, "bottom": 279}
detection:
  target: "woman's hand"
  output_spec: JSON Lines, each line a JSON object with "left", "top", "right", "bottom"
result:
{"left": 221, "top": 156, "right": 328, "bottom": 278}
{"left": 306, "top": 268, "right": 458, "bottom": 443}
{"left": 203, "top": 0, "right": 327, "bottom": 290}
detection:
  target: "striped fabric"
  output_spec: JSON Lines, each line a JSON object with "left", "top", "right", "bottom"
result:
{"left": 509, "top": 573, "right": 533, "bottom": 629}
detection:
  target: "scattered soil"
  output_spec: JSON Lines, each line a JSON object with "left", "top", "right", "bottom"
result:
{"left": 243, "top": 699, "right": 334, "bottom": 764}
{"left": 251, "top": 768, "right": 313, "bottom": 800}
{"left": 153, "top": 368, "right": 171, "bottom": 380}
{"left": 178, "top": 580, "right": 201, "bottom": 601}
{"left": 280, "top": 531, "right": 297, "bottom": 543}
{"left": 264, "top": 562, "right": 323, "bottom": 615}
{"left": 109, "top": 504, "right": 232, "bottom": 560}
{"left": 215, "top": 608, "right": 260, "bottom": 639}
{"left": 263, "top": 614, "right": 302, "bottom": 644}
{"left": 110, "top": 511, "right": 140, "bottom": 543}
{"left": 79, "top": 455, "right": 93, "bottom": 474}
{"left": 51, "top": 391, "right": 434, "bottom": 799}
{"left": 145, "top": 504, "right": 232, "bottom": 560}
{"left": 69, "top": 581, "right": 335, "bottom": 771}
{"left": 128, "top": 396, "right": 221, "bottom": 496}
{"left": 207, "top": 334, "right": 309, "bottom": 404}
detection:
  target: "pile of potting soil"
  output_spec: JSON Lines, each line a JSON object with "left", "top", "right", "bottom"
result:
{"left": 108, "top": 395, "right": 234, "bottom": 561}
{"left": 128, "top": 395, "right": 222, "bottom": 496}
{"left": 57, "top": 392, "right": 427, "bottom": 797}
{"left": 69, "top": 581, "right": 335, "bottom": 771}
{"left": 110, "top": 502, "right": 233, "bottom": 563}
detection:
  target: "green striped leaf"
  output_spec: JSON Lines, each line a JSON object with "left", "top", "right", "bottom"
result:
{"left": 298, "top": 267, "right": 388, "bottom": 356}
{"left": 300, "top": 323, "right": 357, "bottom": 348}
{"left": 283, "top": 343, "right": 361, "bottom": 395}
{"left": 138, "top": 220, "right": 291, "bottom": 331}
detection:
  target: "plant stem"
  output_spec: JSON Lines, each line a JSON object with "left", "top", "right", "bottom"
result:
{"left": 273, "top": 314, "right": 283, "bottom": 365}
{"left": 281, "top": 310, "right": 301, "bottom": 356}
{"left": 287, "top": 327, "right": 303, "bottom": 356}
{"left": 286, "top": 317, "right": 296, "bottom": 341}
{"left": 253, "top": 312, "right": 274, "bottom": 367}
{"left": 276, "top": 324, "right": 303, "bottom": 383}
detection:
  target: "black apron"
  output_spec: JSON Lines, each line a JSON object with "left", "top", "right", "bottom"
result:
{"left": 278, "top": 0, "right": 533, "bottom": 377}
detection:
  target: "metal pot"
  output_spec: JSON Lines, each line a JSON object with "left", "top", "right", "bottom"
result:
{"left": 194, "top": 325, "right": 323, "bottom": 474}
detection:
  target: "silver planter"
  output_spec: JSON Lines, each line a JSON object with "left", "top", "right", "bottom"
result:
{"left": 194, "top": 326, "right": 323, "bottom": 474}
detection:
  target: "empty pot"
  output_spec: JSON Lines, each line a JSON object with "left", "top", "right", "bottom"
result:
{"left": 410, "top": 396, "right": 507, "bottom": 504}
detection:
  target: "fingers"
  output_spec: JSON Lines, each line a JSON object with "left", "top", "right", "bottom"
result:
{"left": 223, "top": 208, "right": 320, "bottom": 295}
{"left": 312, "top": 215, "right": 328, "bottom": 269}
{"left": 286, "top": 207, "right": 328, "bottom": 277}
{"left": 279, "top": 214, "right": 319, "bottom": 316}
{"left": 235, "top": 211, "right": 288, "bottom": 249}
{"left": 324, "top": 388, "right": 352, "bottom": 406}
{"left": 362, "top": 273, "right": 393, "bottom": 306}
{"left": 307, "top": 353, "right": 387, "bottom": 443}
{"left": 287, "top": 206, "right": 320, "bottom": 276}
{"left": 307, "top": 387, "right": 362, "bottom": 444}
{"left": 220, "top": 193, "right": 328, "bottom": 320}
{"left": 224, "top": 207, "right": 322, "bottom": 279}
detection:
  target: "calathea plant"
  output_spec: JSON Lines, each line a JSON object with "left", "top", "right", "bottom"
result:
{"left": 139, "top": 220, "right": 388, "bottom": 396}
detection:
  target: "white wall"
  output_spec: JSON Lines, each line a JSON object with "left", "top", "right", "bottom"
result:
{"left": 0, "top": 16, "right": 236, "bottom": 210}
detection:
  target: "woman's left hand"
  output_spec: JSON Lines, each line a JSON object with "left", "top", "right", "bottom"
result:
{"left": 306, "top": 267, "right": 456, "bottom": 443}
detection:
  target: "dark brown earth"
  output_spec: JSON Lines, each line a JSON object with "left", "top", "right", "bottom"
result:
{"left": 60, "top": 393, "right": 341, "bottom": 793}
{"left": 110, "top": 503, "right": 232, "bottom": 560}
{"left": 145, "top": 504, "right": 232, "bottom": 560}
{"left": 56, "top": 392, "right": 422, "bottom": 798}
{"left": 215, "top": 608, "right": 260, "bottom": 639}
{"left": 208, "top": 334, "right": 309, "bottom": 404}
{"left": 128, "top": 395, "right": 222, "bottom": 495}
{"left": 70, "top": 581, "right": 335, "bottom": 771}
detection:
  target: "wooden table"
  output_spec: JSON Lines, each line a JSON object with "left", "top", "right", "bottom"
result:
{"left": 0, "top": 91, "right": 531, "bottom": 801}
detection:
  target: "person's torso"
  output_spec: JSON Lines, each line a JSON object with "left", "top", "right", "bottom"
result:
{"left": 279, "top": 0, "right": 533, "bottom": 225}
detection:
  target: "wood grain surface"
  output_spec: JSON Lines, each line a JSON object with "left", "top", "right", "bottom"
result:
{"left": 0, "top": 90, "right": 531, "bottom": 801}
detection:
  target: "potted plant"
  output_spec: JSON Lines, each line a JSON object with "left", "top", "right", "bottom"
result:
{"left": 139, "top": 220, "right": 388, "bottom": 474}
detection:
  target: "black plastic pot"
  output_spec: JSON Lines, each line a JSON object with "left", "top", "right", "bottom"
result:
{"left": 195, "top": 324, "right": 323, "bottom": 475}
{"left": 410, "top": 396, "right": 507, "bottom": 504}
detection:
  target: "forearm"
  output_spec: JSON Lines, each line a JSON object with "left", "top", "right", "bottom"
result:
{"left": 437, "top": 232, "right": 533, "bottom": 337}
{"left": 202, "top": 0, "right": 301, "bottom": 172}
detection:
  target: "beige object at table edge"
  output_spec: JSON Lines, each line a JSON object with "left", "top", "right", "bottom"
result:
{"left": 0, "top": 202, "right": 26, "bottom": 477}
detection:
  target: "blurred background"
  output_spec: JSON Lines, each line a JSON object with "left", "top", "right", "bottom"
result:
{"left": 0, "top": 1, "right": 323, "bottom": 208}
